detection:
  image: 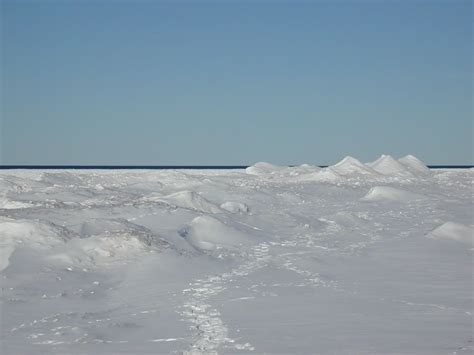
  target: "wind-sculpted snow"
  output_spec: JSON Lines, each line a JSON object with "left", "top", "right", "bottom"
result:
{"left": 362, "top": 186, "right": 426, "bottom": 202}
{"left": 429, "top": 222, "right": 474, "bottom": 246}
{"left": 399, "top": 154, "right": 431, "bottom": 173}
{"left": 0, "top": 158, "right": 473, "bottom": 354}
{"left": 179, "top": 216, "right": 253, "bottom": 252}
{"left": 367, "top": 154, "right": 413, "bottom": 175}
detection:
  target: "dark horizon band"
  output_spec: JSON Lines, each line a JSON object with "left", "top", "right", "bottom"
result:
{"left": 0, "top": 165, "right": 472, "bottom": 170}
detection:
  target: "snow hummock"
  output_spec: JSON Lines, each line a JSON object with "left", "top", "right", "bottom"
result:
{"left": 398, "top": 154, "right": 430, "bottom": 173}
{"left": 245, "top": 162, "right": 286, "bottom": 175}
{"left": 367, "top": 154, "right": 412, "bottom": 175}
{"left": 330, "top": 156, "right": 378, "bottom": 176}
{"left": 179, "top": 216, "right": 251, "bottom": 251}
{"left": 0, "top": 217, "right": 70, "bottom": 272}
{"left": 362, "top": 186, "right": 425, "bottom": 202}
{"left": 144, "top": 190, "right": 221, "bottom": 213}
{"left": 429, "top": 222, "right": 474, "bottom": 246}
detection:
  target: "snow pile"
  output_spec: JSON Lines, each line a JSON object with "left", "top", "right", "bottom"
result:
{"left": 144, "top": 190, "right": 221, "bottom": 213}
{"left": 367, "top": 154, "right": 412, "bottom": 175}
{"left": 220, "top": 201, "right": 250, "bottom": 214}
{"left": 428, "top": 222, "right": 474, "bottom": 246}
{"left": 0, "top": 217, "right": 70, "bottom": 272}
{"left": 178, "top": 216, "right": 251, "bottom": 251}
{"left": 398, "top": 154, "right": 430, "bottom": 173}
{"left": 330, "top": 156, "right": 379, "bottom": 176}
{"left": 362, "top": 186, "right": 425, "bottom": 202}
{"left": 246, "top": 162, "right": 287, "bottom": 175}
{"left": 287, "top": 164, "right": 321, "bottom": 177}
{"left": 295, "top": 168, "right": 343, "bottom": 183}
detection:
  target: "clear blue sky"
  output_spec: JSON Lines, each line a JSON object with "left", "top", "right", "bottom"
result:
{"left": 1, "top": 0, "right": 472, "bottom": 165}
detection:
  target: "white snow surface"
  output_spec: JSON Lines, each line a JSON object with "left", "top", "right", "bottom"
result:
{"left": 429, "top": 222, "right": 474, "bottom": 246}
{"left": 362, "top": 186, "right": 425, "bottom": 202}
{"left": 367, "top": 154, "right": 412, "bottom": 175}
{"left": 0, "top": 156, "right": 473, "bottom": 354}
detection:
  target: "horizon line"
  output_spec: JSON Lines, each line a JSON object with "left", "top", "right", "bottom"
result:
{"left": 0, "top": 165, "right": 472, "bottom": 170}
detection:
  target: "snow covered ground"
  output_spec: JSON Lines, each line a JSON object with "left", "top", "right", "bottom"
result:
{"left": 0, "top": 155, "right": 472, "bottom": 354}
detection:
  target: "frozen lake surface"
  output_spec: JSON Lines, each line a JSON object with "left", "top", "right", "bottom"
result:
{"left": 1, "top": 155, "right": 472, "bottom": 354}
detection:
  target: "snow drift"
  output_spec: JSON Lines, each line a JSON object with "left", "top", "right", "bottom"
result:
{"left": 330, "top": 156, "right": 379, "bottom": 176}
{"left": 428, "top": 222, "right": 474, "bottom": 246}
{"left": 367, "top": 155, "right": 412, "bottom": 175}
{"left": 362, "top": 186, "right": 425, "bottom": 202}
{"left": 0, "top": 217, "right": 71, "bottom": 272}
{"left": 245, "top": 162, "right": 287, "bottom": 175}
{"left": 178, "top": 216, "right": 251, "bottom": 251}
{"left": 398, "top": 154, "right": 430, "bottom": 173}
{"left": 143, "top": 190, "right": 221, "bottom": 213}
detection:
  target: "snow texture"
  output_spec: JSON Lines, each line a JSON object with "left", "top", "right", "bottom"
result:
{"left": 0, "top": 155, "right": 472, "bottom": 354}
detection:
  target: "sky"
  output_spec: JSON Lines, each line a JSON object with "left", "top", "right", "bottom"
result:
{"left": 1, "top": 0, "right": 472, "bottom": 165}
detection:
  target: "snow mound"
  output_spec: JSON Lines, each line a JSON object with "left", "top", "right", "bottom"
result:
{"left": 398, "top": 155, "right": 430, "bottom": 173}
{"left": 163, "top": 191, "right": 221, "bottom": 213}
{"left": 330, "top": 156, "right": 378, "bottom": 176}
{"left": 429, "top": 222, "right": 474, "bottom": 246}
{"left": 287, "top": 164, "right": 321, "bottom": 177}
{"left": 362, "top": 186, "right": 424, "bottom": 202}
{"left": 367, "top": 155, "right": 412, "bottom": 175}
{"left": 0, "top": 218, "right": 70, "bottom": 272}
{"left": 144, "top": 190, "right": 221, "bottom": 213}
{"left": 246, "top": 162, "right": 286, "bottom": 175}
{"left": 220, "top": 201, "right": 249, "bottom": 213}
{"left": 178, "top": 216, "right": 251, "bottom": 251}
{"left": 295, "top": 168, "right": 343, "bottom": 183}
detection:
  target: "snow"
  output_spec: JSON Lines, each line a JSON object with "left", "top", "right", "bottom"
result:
{"left": 245, "top": 162, "right": 286, "bottom": 175}
{"left": 0, "top": 155, "right": 473, "bottom": 354}
{"left": 220, "top": 201, "right": 250, "bottom": 213}
{"left": 330, "top": 156, "right": 379, "bottom": 175}
{"left": 429, "top": 222, "right": 474, "bottom": 246}
{"left": 367, "top": 154, "right": 412, "bottom": 175}
{"left": 146, "top": 190, "right": 222, "bottom": 213}
{"left": 399, "top": 154, "right": 431, "bottom": 173}
{"left": 362, "top": 186, "right": 425, "bottom": 202}
{"left": 179, "top": 215, "right": 253, "bottom": 252}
